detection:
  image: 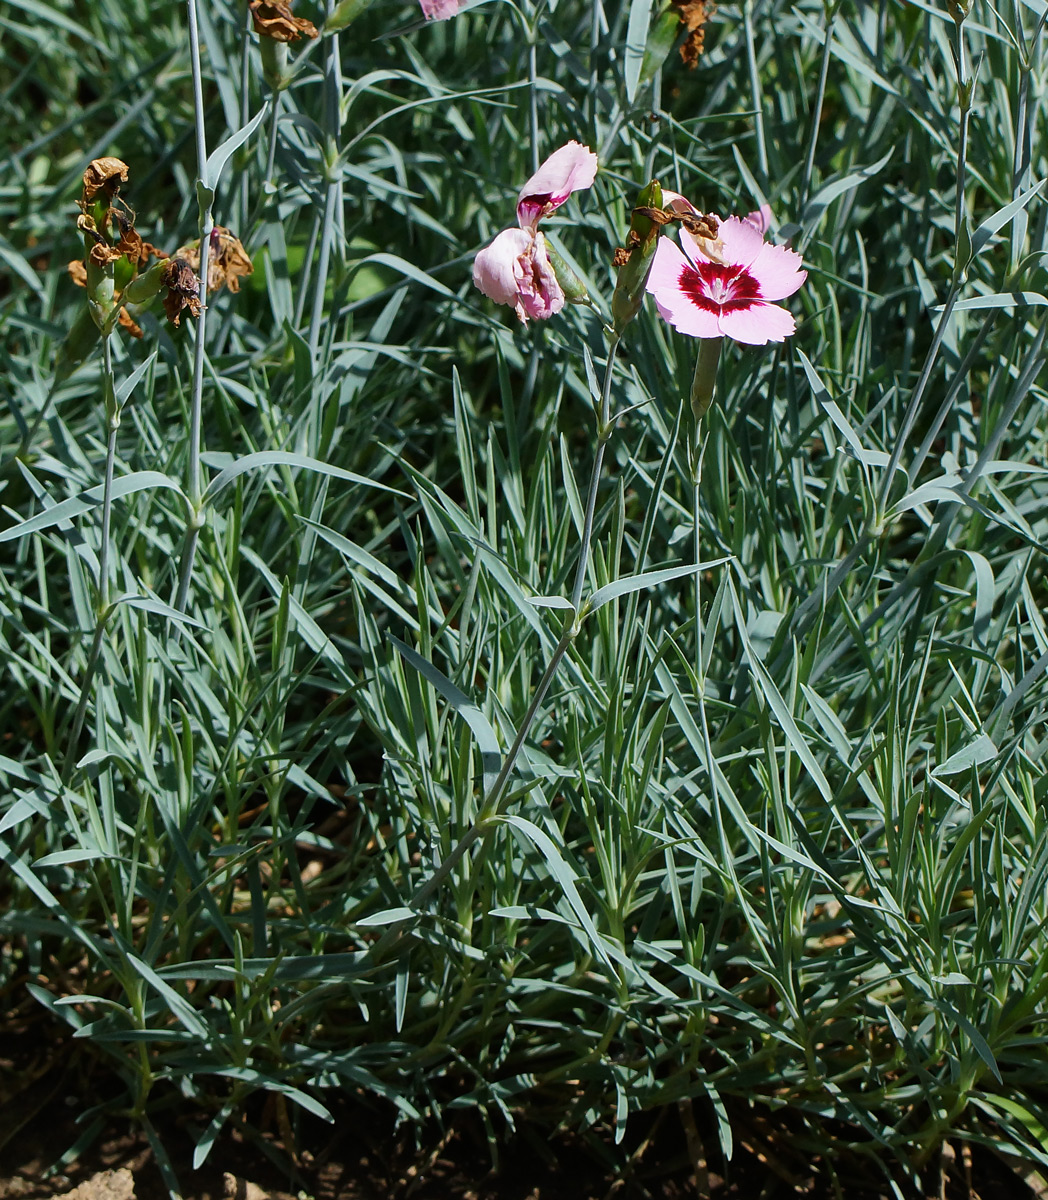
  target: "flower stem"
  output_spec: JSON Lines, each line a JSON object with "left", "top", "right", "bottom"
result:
{"left": 307, "top": 3, "right": 343, "bottom": 365}
{"left": 408, "top": 335, "right": 622, "bottom": 915}
{"left": 62, "top": 333, "right": 118, "bottom": 782}
{"left": 175, "top": 0, "right": 213, "bottom": 612}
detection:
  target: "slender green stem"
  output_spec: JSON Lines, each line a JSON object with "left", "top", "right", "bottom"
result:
{"left": 239, "top": 3, "right": 253, "bottom": 230}
{"left": 62, "top": 334, "right": 119, "bottom": 782}
{"left": 175, "top": 0, "right": 214, "bottom": 612}
{"left": 801, "top": 0, "right": 838, "bottom": 208}
{"left": 742, "top": 0, "right": 769, "bottom": 182}
{"left": 570, "top": 337, "right": 620, "bottom": 611}
{"left": 407, "top": 622, "right": 575, "bottom": 913}
{"left": 265, "top": 89, "right": 281, "bottom": 187}
{"left": 307, "top": 3, "right": 343, "bottom": 362}
{"left": 97, "top": 336, "right": 117, "bottom": 612}
{"left": 407, "top": 336, "right": 622, "bottom": 915}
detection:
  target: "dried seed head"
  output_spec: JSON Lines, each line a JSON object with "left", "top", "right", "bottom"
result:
{"left": 249, "top": 0, "right": 318, "bottom": 41}
{"left": 161, "top": 258, "right": 202, "bottom": 326}
{"left": 83, "top": 157, "right": 130, "bottom": 202}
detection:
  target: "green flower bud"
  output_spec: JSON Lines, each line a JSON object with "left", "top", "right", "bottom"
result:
{"left": 689, "top": 335, "right": 722, "bottom": 420}
{"left": 546, "top": 241, "right": 589, "bottom": 306}
{"left": 611, "top": 179, "right": 663, "bottom": 335}
{"left": 121, "top": 257, "right": 170, "bottom": 305}
{"left": 260, "top": 38, "right": 294, "bottom": 91}
{"left": 325, "top": 0, "right": 375, "bottom": 33}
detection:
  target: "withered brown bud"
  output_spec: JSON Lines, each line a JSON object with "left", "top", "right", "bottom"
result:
{"left": 83, "top": 157, "right": 130, "bottom": 202}
{"left": 161, "top": 258, "right": 202, "bottom": 327}
{"left": 68, "top": 260, "right": 88, "bottom": 288}
{"left": 175, "top": 226, "right": 254, "bottom": 295}
{"left": 612, "top": 247, "right": 631, "bottom": 268}
{"left": 249, "top": 0, "right": 318, "bottom": 41}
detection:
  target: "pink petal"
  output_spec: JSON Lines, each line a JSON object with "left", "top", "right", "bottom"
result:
{"left": 716, "top": 217, "right": 767, "bottom": 270}
{"left": 743, "top": 204, "right": 772, "bottom": 234}
{"left": 516, "top": 232, "right": 564, "bottom": 321}
{"left": 661, "top": 189, "right": 699, "bottom": 215}
{"left": 748, "top": 243, "right": 807, "bottom": 302}
{"left": 473, "top": 227, "right": 533, "bottom": 305}
{"left": 645, "top": 238, "right": 722, "bottom": 338}
{"left": 516, "top": 141, "right": 598, "bottom": 228}
{"left": 419, "top": 0, "right": 461, "bottom": 17}
{"left": 717, "top": 301, "right": 796, "bottom": 345}
{"left": 645, "top": 235, "right": 693, "bottom": 291}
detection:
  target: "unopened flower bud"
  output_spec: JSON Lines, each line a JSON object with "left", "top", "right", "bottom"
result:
{"left": 121, "top": 257, "right": 170, "bottom": 305}
{"left": 260, "top": 38, "right": 293, "bottom": 90}
{"left": 689, "top": 335, "right": 722, "bottom": 420}
{"left": 324, "top": 0, "right": 375, "bottom": 33}
{"left": 611, "top": 179, "right": 663, "bottom": 334}
{"left": 546, "top": 242, "right": 589, "bottom": 306}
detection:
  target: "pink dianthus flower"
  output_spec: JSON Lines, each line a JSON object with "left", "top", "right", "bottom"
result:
{"left": 646, "top": 193, "right": 806, "bottom": 345}
{"left": 473, "top": 141, "right": 598, "bottom": 323}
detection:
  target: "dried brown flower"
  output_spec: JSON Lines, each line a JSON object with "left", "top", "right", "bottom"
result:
{"left": 249, "top": 0, "right": 318, "bottom": 41}
{"left": 68, "top": 260, "right": 88, "bottom": 288}
{"left": 161, "top": 258, "right": 202, "bottom": 326}
{"left": 612, "top": 246, "right": 631, "bottom": 268}
{"left": 672, "top": 0, "right": 714, "bottom": 68}
{"left": 83, "top": 157, "right": 130, "bottom": 203}
{"left": 176, "top": 227, "right": 254, "bottom": 295}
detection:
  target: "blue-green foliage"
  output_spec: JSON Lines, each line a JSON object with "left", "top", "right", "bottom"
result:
{"left": 2, "top": 0, "right": 1048, "bottom": 1188}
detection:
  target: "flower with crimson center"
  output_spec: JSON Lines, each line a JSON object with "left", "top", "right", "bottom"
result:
{"left": 645, "top": 195, "right": 806, "bottom": 345}
{"left": 472, "top": 141, "right": 598, "bottom": 323}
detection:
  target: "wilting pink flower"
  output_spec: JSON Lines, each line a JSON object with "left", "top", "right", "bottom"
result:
{"left": 646, "top": 195, "right": 805, "bottom": 345}
{"left": 419, "top": 0, "right": 461, "bottom": 18}
{"left": 473, "top": 141, "right": 598, "bottom": 323}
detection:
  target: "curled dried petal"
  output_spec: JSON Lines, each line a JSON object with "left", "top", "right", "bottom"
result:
{"left": 249, "top": 0, "right": 318, "bottom": 41}
{"left": 68, "top": 260, "right": 88, "bottom": 288}
{"left": 117, "top": 307, "right": 144, "bottom": 339}
{"left": 83, "top": 157, "right": 129, "bottom": 202}
{"left": 89, "top": 242, "right": 124, "bottom": 268}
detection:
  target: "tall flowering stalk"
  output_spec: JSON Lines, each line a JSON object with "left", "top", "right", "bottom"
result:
{"left": 61, "top": 160, "right": 198, "bottom": 777}
{"left": 174, "top": 0, "right": 215, "bottom": 614}
{"left": 405, "top": 156, "right": 680, "bottom": 916}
